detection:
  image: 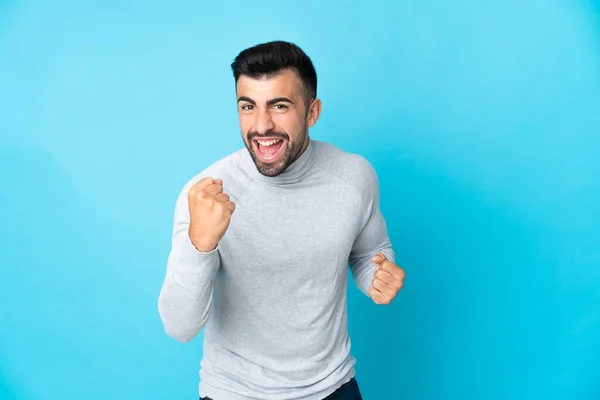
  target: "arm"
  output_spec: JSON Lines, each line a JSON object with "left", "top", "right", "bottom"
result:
{"left": 348, "top": 161, "right": 395, "bottom": 297}
{"left": 157, "top": 183, "right": 221, "bottom": 343}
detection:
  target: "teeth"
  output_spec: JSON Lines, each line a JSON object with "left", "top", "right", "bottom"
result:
{"left": 257, "top": 139, "right": 282, "bottom": 147}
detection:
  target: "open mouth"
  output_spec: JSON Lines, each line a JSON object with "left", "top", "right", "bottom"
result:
{"left": 253, "top": 138, "right": 285, "bottom": 162}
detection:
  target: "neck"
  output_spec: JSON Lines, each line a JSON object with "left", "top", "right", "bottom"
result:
{"left": 293, "top": 134, "right": 310, "bottom": 163}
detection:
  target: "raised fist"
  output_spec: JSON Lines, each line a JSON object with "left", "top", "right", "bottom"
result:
{"left": 187, "top": 177, "right": 236, "bottom": 252}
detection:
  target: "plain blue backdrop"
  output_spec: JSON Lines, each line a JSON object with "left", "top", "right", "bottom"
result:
{"left": 1, "top": 1, "right": 599, "bottom": 399}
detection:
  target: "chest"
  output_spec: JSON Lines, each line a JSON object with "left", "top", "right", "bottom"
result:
{"left": 219, "top": 182, "right": 364, "bottom": 277}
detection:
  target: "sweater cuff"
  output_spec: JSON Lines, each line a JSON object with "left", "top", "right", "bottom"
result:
{"left": 177, "top": 237, "right": 220, "bottom": 278}
{"left": 181, "top": 238, "right": 218, "bottom": 259}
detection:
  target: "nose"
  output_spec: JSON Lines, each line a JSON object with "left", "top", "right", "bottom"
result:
{"left": 253, "top": 107, "right": 275, "bottom": 134}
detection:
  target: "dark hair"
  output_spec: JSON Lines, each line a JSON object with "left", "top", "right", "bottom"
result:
{"left": 231, "top": 40, "right": 317, "bottom": 104}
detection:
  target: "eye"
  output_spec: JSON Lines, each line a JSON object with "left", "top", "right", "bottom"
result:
{"left": 273, "top": 104, "right": 288, "bottom": 111}
{"left": 241, "top": 104, "right": 254, "bottom": 111}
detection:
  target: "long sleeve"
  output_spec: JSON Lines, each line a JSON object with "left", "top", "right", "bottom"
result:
{"left": 348, "top": 161, "right": 395, "bottom": 296}
{"left": 158, "top": 182, "right": 221, "bottom": 343}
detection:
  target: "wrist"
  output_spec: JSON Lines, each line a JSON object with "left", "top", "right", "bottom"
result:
{"left": 190, "top": 235, "right": 218, "bottom": 253}
{"left": 194, "top": 243, "right": 217, "bottom": 253}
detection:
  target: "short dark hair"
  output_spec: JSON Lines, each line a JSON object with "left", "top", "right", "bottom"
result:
{"left": 231, "top": 40, "right": 317, "bottom": 104}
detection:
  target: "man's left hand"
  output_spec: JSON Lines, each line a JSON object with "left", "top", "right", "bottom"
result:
{"left": 369, "top": 253, "right": 405, "bottom": 305}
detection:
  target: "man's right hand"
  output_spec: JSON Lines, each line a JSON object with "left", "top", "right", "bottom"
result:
{"left": 187, "top": 177, "right": 236, "bottom": 252}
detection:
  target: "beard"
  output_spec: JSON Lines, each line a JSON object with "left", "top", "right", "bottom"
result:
{"left": 244, "top": 128, "right": 308, "bottom": 177}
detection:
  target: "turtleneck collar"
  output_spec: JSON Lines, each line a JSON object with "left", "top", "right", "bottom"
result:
{"left": 241, "top": 138, "right": 316, "bottom": 185}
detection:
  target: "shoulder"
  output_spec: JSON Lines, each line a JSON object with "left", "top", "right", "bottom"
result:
{"left": 312, "top": 140, "right": 379, "bottom": 195}
{"left": 177, "top": 148, "right": 251, "bottom": 201}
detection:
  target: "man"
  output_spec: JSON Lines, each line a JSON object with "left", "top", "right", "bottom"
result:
{"left": 158, "top": 40, "right": 405, "bottom": 400}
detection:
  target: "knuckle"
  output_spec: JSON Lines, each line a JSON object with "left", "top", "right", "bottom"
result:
{"left": 194, "top": 178, "right": 209, "bottom": 188}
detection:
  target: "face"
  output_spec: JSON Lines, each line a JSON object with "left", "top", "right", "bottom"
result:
{"left": 236, "top": 68, "right": 321, "bottom": 177}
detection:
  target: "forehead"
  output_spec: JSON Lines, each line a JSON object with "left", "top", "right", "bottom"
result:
{"left": 236, "top": 69, "right": 303, "bottom": 99}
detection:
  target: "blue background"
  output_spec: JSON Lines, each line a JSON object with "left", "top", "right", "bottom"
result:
{"left": 1, "top": 1, "right": 599, "bottom": 399}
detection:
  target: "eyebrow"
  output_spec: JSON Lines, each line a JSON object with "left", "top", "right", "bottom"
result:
{"left": 237, "top": 96, "right": 294, "bottom": 106}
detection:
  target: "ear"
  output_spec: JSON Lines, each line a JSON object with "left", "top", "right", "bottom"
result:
{"left": 306, "top": 98, "right": 322, "bottom": 128}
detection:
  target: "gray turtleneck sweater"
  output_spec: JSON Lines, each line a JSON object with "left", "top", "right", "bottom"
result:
{"left": 158, "top": 139, "right": 395, "bottom": 400}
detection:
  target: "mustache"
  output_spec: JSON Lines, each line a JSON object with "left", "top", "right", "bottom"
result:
{"left": 247, "top": 130, "right": 289, "bottom": 142}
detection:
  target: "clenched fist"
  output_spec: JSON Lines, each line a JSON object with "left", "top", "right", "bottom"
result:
{"left": 187, "top": 177, "right": 236, "bottom": 252}
{"left": 369, "top": 253, "right": 405, "bottom": 305}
